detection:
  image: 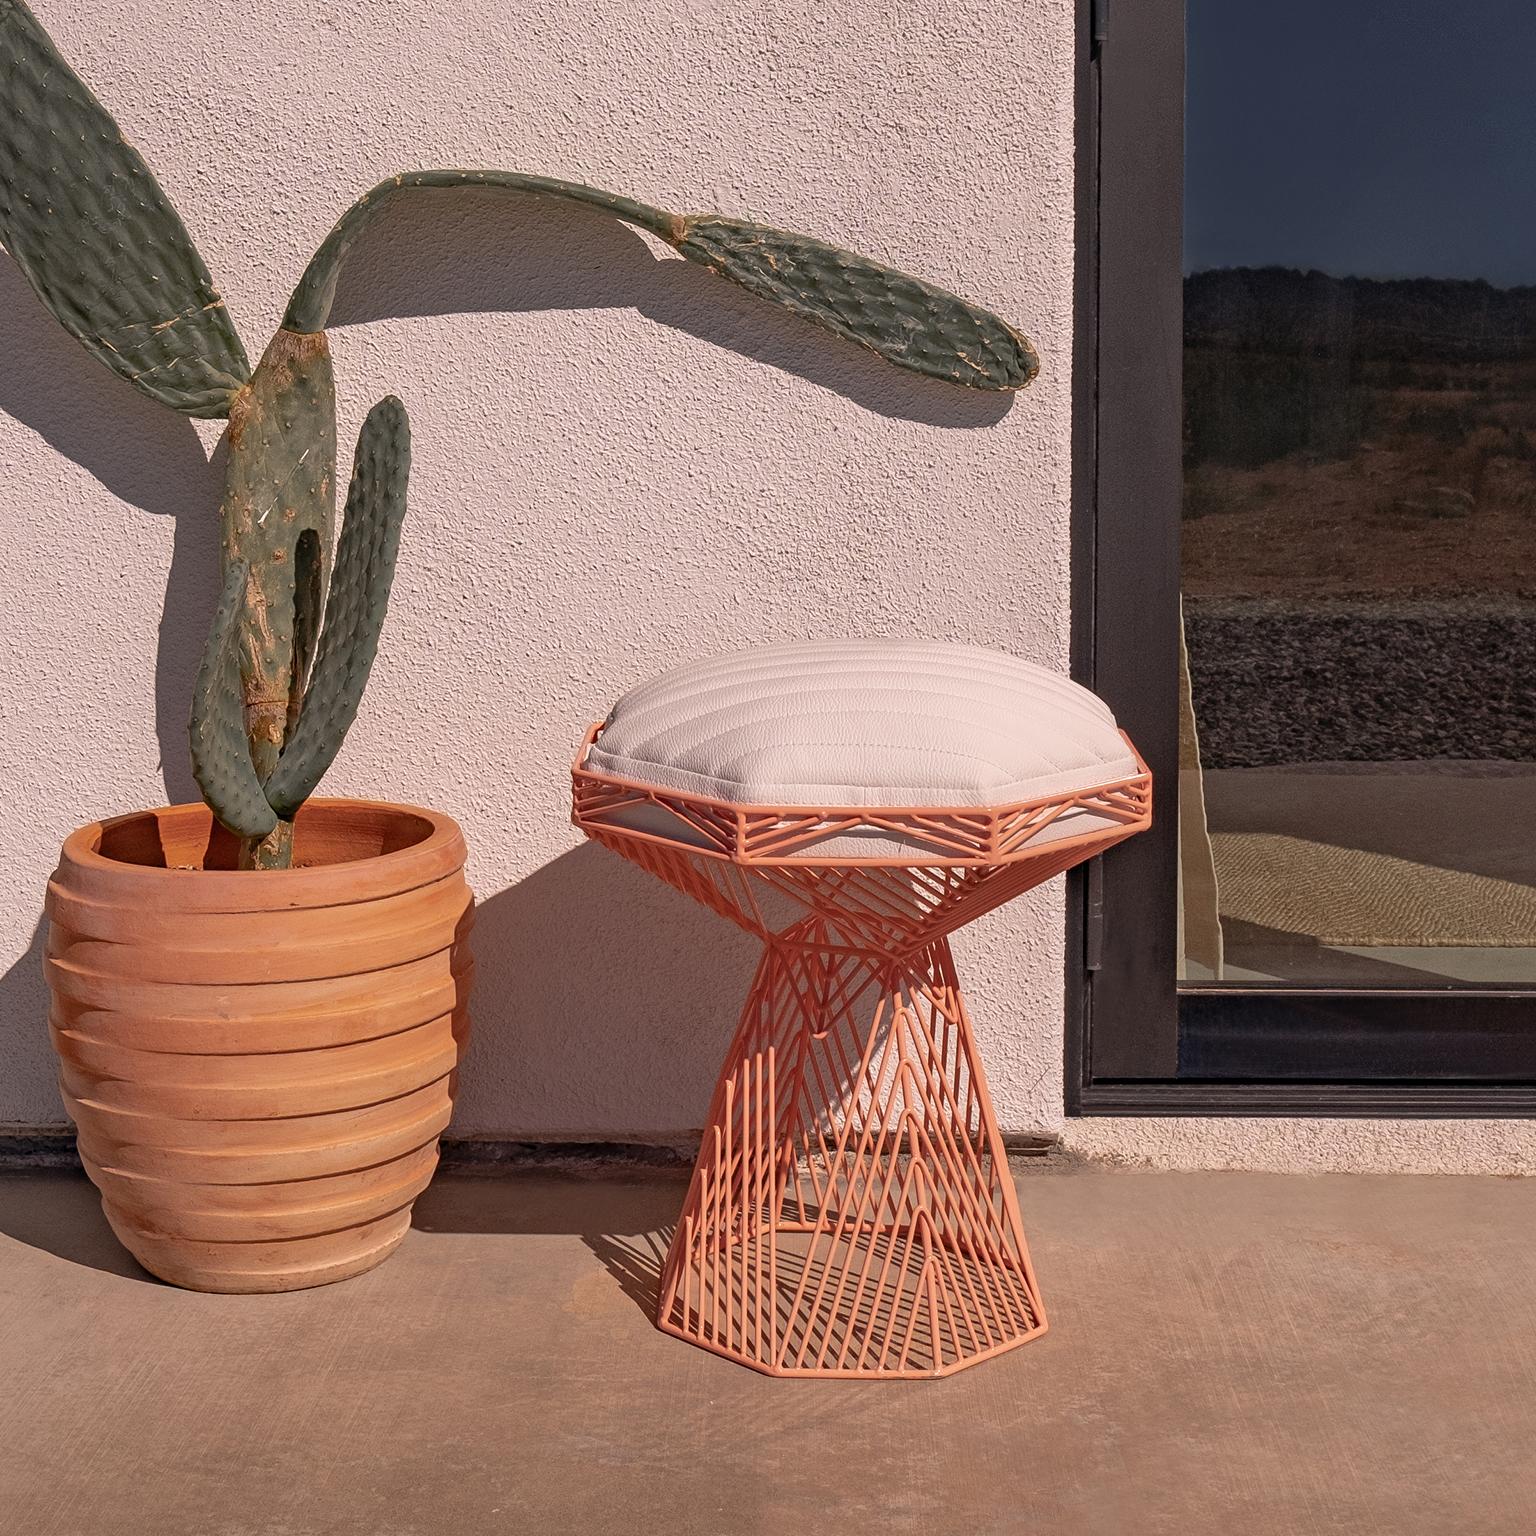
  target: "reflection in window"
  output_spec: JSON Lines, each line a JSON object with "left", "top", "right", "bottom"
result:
{"left": 1179, "top": 0, "right": 1536, "bottom": 985}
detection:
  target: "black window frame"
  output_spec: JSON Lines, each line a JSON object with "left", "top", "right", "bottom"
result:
{"left": 1067, "top": 0, "right": 1536, "bottom": 1117}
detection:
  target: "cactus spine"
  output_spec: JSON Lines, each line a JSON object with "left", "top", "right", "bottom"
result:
{"left": 1, "top": 0, "right": 1039, "bottom": 870}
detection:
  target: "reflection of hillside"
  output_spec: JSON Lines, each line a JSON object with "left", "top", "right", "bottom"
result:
{"left": 1184, "top": 267, "right": 1536, "bottom": 598}
{"left": 1186, "top": 267, "right": 1536, "bottom": 362}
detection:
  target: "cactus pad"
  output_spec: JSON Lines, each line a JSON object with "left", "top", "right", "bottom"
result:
{"left": 282, "top": 171, "right": 1035, "bottom": 391}
{"left": 263, "top": 397, "right": 411, "bottom": 820}
{"left": 0, "top": 0, "right": 249, "bottom": 416}
{"left": 219, "top": 330, "right": 338, "bottom": 784}
{"left": 188, "top": 560, "right": 279, "bottom": 840}
{"left": 671, "top": 215, "right": 1038, "bottom": 391}
{"left": 284, "top": 171, "right": 673, "bottom": 333}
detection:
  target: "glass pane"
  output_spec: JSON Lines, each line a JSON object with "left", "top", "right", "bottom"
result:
{"left": 1180, "top": 0, "right": 1536, "bottom": 985}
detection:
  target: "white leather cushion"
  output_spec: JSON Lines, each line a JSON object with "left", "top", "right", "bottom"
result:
{"left": 587, "top": 640, "right": 1138, "bottom": 811}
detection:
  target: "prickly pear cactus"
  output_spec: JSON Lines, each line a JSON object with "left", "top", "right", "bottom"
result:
{"left": 284, "top": 170, "right": 1037, "bottom": 391}
{"left": 2, "top": 3, "right": 1041, "bottom": 872}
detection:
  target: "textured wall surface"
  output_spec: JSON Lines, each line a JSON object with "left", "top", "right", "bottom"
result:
{"left": 8, "top": 3, "right": 1531, "bottom": 1173}
{"left": 0, "top": 0, "right": 1077, "bottom": 1139}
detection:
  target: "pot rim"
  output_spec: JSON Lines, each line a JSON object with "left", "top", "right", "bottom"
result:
{"left": 54, "top": 797, "right": 469, "bottom": 913}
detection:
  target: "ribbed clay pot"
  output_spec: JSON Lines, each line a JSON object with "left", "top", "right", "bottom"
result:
{"left": 44, "top": 798, "right": 473, "bottom": 1293}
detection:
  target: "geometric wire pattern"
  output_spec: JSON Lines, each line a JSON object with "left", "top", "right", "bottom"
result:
{"left": 573, "top": 722, "right": 1151, "bottom": 870}
{"left": 656, "top": 934, "right": 1045, "bottom": 1377}
{"left": 572, "top": 724, "right": 1152, "bottom": 1377}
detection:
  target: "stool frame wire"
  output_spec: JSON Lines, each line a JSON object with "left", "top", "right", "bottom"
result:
{"left": 573, "top": 723, "right": 1151, "bottom": 1378}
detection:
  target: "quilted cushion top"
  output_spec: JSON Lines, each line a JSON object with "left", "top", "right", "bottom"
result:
{"left": 585, "top": 639, "right": 1138, "bottom": 809}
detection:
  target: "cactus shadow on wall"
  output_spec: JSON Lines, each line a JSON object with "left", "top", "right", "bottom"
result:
{"left": 313, "top": 190, "right": 1020, "bottom": 1143}
{"left": 1, "top": 181, "right": 1017, "bottom": 821}
{"left": 1, "top": 177, "right": 1020, "bottom": 1159}
{"left": 325, "top": 189, "right": 1015, "bottom": 430}
{"left": 0, "top": 260, "right": 224, "bottom": 807}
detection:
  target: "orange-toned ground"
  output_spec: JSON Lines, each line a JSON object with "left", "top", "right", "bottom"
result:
{"left": 1183, "top": 378, "right": 1536, "bottom": 599}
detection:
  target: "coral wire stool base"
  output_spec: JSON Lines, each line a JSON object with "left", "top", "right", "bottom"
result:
{"left": 573, "top": 724, "right": 1151, "bottom": 1379}
{"left": 657, "top": 930, "right": 1042, "bottom": 1377}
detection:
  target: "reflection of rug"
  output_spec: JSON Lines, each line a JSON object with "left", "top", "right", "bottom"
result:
{"left": 1212, "top": 833, "right": 1536, "bottom": 947}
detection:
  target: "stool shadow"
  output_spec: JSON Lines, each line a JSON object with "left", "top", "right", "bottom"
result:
{"left": 584, "top": 1226, "right": 676, "bottom": 1316}
{"left": 452, "top": 843, "right": 760, "bottom": 1143}
{"left": 413, "top": 1168, "right": 684, "bottom": 1324}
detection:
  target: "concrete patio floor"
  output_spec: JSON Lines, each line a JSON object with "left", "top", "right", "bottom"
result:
{"left": 1, "top": 1164, "right": 1533, "bottom": 1535}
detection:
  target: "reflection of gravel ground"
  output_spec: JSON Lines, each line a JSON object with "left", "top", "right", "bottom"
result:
{"left": 1185, "top": 598, "right": 1536, "bottom": 768}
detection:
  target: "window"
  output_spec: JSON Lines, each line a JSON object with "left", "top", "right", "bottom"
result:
{"left": 1072, "top": 0, "right": 1536, "bottom": 1112}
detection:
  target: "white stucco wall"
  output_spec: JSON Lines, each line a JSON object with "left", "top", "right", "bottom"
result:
{"left": 4, "top": 0, "right": 1532, "bottom": 1173}
{"left": 0, "top": 0, "right": 1075, "bottom": 1141}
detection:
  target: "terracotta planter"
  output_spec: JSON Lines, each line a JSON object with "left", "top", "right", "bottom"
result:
{"left": 44, "top": 798, "right": 473, "bottom": 1293}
